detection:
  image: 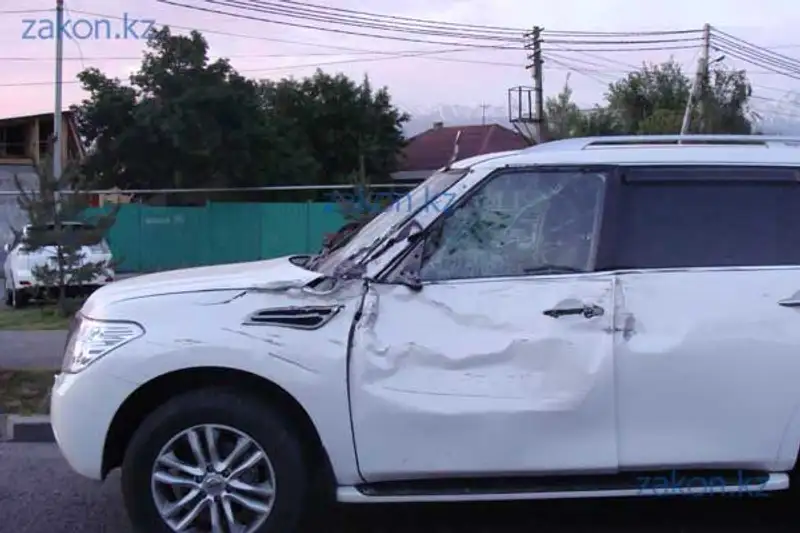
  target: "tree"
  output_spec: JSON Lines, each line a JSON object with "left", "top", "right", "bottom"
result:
{"left": 544, "top": 58, "right": 754, "bottom": 138}
{"left": 72, "top": 28, "right": 409, "bottom": 192}
{"left": 544, "top": 80, "right": 587, "bottom": 140}
{"left": 13, "top": 141, "right": 118, "bottom": 315}
{"left": 699, "top": 66, "right": 753, "bottom": 134}
{"left": 73, "top": 27, "right": 307, "bottom": 191}
{"left": 545, "top": 81, "right": 623, "bottom": 139}
{"left": 258, "top": 71, "right": 409, "bottom": 186}
{"left": 605, "top": 60, "right": 691, "bottom": 134}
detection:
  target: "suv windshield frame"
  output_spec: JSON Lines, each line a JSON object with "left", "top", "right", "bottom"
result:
{"left": 312, "top": 168, "right": 470, "bottom": 276}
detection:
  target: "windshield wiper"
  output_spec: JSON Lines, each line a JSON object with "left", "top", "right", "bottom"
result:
{"left": 307, "top": 219, "right": 370, "bottom": 270}
{"left": 334, "top": 222, "right": 424, "bottom": 279}
{"left": 522, "top": 265, "right": 586, "bottom": 275}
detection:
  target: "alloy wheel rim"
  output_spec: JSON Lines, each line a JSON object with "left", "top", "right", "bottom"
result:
{"left": 151, "top": 424, "right": 277, "bottom": 533}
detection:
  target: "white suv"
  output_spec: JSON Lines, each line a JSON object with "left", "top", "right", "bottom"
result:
{"left": 51, "top": 134, "right": 800, "bottom": 533}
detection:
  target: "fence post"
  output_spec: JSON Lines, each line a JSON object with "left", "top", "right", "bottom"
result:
{"left": 135, "top": 204, "right": 143, "bottom": 272}
{"left": 305, "top": 200, "right": 311, "bottom": 252}
{"left": 205, "top": 198, "right": 212, "bottom": 266}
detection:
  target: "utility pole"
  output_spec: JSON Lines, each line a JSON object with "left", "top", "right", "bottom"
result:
{"left": 697, "top": 23, "right": 711, "bottom": 132}
{"left": 526, "top": 26, "right": 546, "bottom": 143}
{"left": 680, "top": 23, "right": 711, "bottom": 135}
{"left": 480, "top": 103, "right": 489, "bottom": 125}
{"left": 53, "top": 0, "right": 64, "bottom": 211}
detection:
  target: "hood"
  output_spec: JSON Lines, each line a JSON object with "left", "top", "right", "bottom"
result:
{"left": 86, "top": 256, "right": 322, "bottom": 304}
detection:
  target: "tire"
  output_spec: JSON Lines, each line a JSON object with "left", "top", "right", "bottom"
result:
{"left": 11, "top": 289, "right": 29, "bottom": 309}
{"left": 121, "top": 388, "right": 309, "bottom": 533}
{"left": 4, "top": 289, "right": 11, "bottom": 307}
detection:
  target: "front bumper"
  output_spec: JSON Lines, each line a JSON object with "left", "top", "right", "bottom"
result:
{"left": 50, "top": 367, "right": 137, "bottom": 480}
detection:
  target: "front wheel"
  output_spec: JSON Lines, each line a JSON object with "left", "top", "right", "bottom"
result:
{"left": 121, "top": 389, "right": 308, "bottom": 533}
{"left": 11, "top": 289, "right": 29, "bottom": 309}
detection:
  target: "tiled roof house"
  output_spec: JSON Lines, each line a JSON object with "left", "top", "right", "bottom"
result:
{"left": 392, "top": 122, "right": 532, "bottom": 181}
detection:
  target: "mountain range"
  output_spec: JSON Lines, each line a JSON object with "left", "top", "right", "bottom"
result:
{"left": 400, "top": 104, "right": 512, "bottom": 137}
{"left": 400, "top": 101, "right": 800, "bottom": 137}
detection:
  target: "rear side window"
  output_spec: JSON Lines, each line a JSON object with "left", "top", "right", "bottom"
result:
{"left": 611, "top": 166, "right": 800, "bottom": 269}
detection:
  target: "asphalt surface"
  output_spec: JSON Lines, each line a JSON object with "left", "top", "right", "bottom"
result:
{"left": 0, "top": 442, "right": 797, "bottom": 533}
{"left": 0, "top": 329, "right": 66, "bottom": 369}
{"left": 0, "top": 273, "right": 140, "bottom": 369}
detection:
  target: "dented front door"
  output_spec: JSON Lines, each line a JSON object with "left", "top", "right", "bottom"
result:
{"left": 349, "top": 274, "right": 618, "bottom": 481}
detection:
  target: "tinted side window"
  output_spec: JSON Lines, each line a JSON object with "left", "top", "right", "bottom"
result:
{"left": 419, "top": 169, "right": 606, "bottom": 281}
{"left": 614, "top": 167, "right": 799, "bottom": 269}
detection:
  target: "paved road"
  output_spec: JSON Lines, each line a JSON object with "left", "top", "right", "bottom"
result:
{"left": 0, "top": 273, "right": 142, "bottom": 369}
{"left": 0, "top": 442, "right": 796, "bottom": 533}
{"left": 0, "top": 330, "right": 67, "bottom": 369}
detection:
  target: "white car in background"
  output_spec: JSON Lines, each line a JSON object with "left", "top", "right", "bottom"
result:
{"left": 2, "top": 221, "right": 115, "bottom": 308}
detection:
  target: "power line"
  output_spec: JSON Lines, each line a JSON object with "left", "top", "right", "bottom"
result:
{"left": 155, "top": 0, "right": 521, "bottom": 49}
{"left": 545, "top": 53, "right": 623, "bottom": 76}
{"left": 542, "top": 29, "right": 702, "bottom": 37}
{"left": 717, "top": 47, "right": 800, "bottom": 80}
{"left": 0, "top": 48, "right": 506, "bottom": 62}
{"left": 270, "top": 0, "right": 524, "bottom": 34}
{"left": 214, "top": 0, "right": 703, "bottom": 46}
{"left": 67, "top": 9, "right": 479, "bottom": 54}
{"left": 209, "top": 0, "right": 521, "bottom": 41}
{"left": 713, "top": 36, "right": 800, "bottom": 74}
{"left": 543, "top": 56, "right": 617, "bottom": 85}
{"left": 709, "top": 27, "right": 800, "bottom": 81}
{"left": 546, "top": 45, "right": 639, "bottom": 70}
{"left": 544, "top": 37, "right": 702, "bottom": 46}
{"left": 0, "top": 47, "right": 519, "bottom": 88}
{"left": 158, "top": 0, "right": 704, "bottom": 50}
{"left": 541, "top": 44, "right": 700, "bottom": 53}
{"left": 713, "top": 28, "right": 800, "bottom": 69}
{"left": 0, "top": 8, "right": 53, "bottom": 14}
{"left": 254, "top": 0, "right": 701, "bottom": 38}
{"left": 5, "top": 8, "right": 531, "bottom": 64}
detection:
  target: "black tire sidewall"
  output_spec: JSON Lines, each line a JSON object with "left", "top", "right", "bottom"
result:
{"left": 12, "top": 290, "right": 28, "bottom": 308}
{"left": 121, "top": 388, "right": 308, "bottom": 533}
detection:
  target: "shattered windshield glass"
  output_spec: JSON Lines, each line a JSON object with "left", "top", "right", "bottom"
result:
{"left": 312, "top": 168, "right": 469, "bottom": 276}
{"left": 419, "top": 170, "right": 607, "bottom": 280}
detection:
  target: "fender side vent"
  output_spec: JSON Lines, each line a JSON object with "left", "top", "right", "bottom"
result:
{"left": 243, "top": 305, "right": 343, "bottom": 330}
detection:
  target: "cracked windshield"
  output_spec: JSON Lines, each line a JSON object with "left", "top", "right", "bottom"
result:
{"left": 420, "top": 170, "right": 606, "bottom": 280}
{"left": 311, "top": 168, "right": 468, "bottom": 274}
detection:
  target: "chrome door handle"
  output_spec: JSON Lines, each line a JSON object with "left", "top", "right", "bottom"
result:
{"left": 543, "top": 304, "right": 604, "bottom": 319}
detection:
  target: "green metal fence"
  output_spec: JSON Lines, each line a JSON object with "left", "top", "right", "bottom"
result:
{"left": 87, "top": 202, "right": 345, "bottom": 273}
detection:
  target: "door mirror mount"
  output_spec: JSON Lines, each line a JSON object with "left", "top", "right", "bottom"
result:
{"left": 396, "top": 270, "right": 423, "bottom": 292}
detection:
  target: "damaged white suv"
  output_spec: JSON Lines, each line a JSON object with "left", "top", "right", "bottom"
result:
{"left": 52, "top": 134, "right": 800, "bottom": 533}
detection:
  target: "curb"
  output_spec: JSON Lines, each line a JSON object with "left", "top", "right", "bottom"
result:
{"left": 0, "top": 414, "right": 54, "bottom": 442}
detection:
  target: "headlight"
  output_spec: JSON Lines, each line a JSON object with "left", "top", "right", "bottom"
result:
{"left": 62, "top": 316, "right": 144, "bottom": 373}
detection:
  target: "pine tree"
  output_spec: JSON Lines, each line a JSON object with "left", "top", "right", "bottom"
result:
{"left": 12, "top": 139, "right": 119, "bottom": 315}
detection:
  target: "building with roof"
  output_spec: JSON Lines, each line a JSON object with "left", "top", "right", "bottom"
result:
{"left": 0, "top": 110, "right": 83, "bottom": 167}
{"left": 392, "top": 122, "right": 532, "bottom": 181}
{"left": 0, "top": 111, "right": 84, "bottom": 258}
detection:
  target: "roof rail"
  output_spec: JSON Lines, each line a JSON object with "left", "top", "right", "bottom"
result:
{"left": 522, "top": 134, "right": 800, "bottom": 152}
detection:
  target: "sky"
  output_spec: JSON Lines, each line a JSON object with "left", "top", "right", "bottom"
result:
{"left": 2, "top": 0, "right": 800, "bottom": 121}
